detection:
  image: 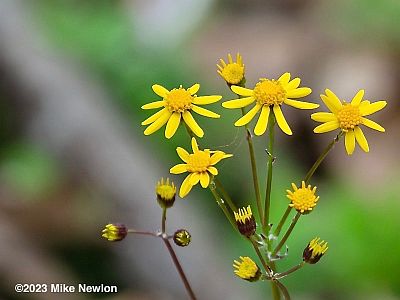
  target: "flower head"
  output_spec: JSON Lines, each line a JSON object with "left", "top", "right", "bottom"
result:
{"left": 173, "top": 229, "right": 191, "bottom": 247}
{"left": 234, "top": 205, "right": 256, "bottom": 237}
{"left": 311, "top": 89, "right": 386, "bottom": 155}
{"left": 287, "top": 181, "right": 319, "bottom": 214}
{"left": 303, "top": 237, "right": 328, "bottom": 264}
{"left": 170, "top": 137, "right": 232, "bottom": 198}
{"left": 233, "top": 256, "right": 261, "bottom": 281}
{"left": 156, "top": 178, "right": 176, "bottom": 208}
{"left": 217, "top": 53, "right": 245, "bottom": 86}
{"left": 102, "top": 223, "right": 128, "bottom": 242}
{"left": 222, "top": 73, "right": 318, "bottom": 136}
{"left": 142, "top": 84, "right": 222, "bottom": 139}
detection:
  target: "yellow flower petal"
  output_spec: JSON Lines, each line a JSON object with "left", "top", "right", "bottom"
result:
{"left": 313, "top": 121, "right": 340, "bottom": 133}
{"left": 144, "top": 110, "right": 172, "bottom": 135}
{"left": 273, "top": 105, "right": 292, "bottom": 135}
{"left": 170, "top": 164, "right": 188, "bottom": 174}
{"left": 286, "top": 87, "right": 312, "bottom": 99}
{"left": 361, "top": 117, "right": 385, "bottom": 132}
{"left": 323, "top": 89, "right": 342, "bottom": 113}
{"left": 222, "top": 97, "right": 255, "bottom": 109}
{"left": 254, "top": 106, "right": 270, "bottom": 136}
{"left": 165, "top": 112, "right": 181, "bottom": 139}
{"left": 191, "top": 105, "right": 220, "bottom": 118}
{"left": 183, "top": 111, "right": 204, "bottom": 137}
{"left": 188, "top": 83, "right": 200, "bottom": 95}
{"left": 351, "top": 89, "right": 364, "bottom": 106}
{"left": 180, "top": 174, "right": 194, "bottom": 198}
{"left": 191, "top": 137, "right": 199, "bottom": 152}
{"left": 193, "top": 95, "right": 222, "bottom": 105}
{"left": 345, "top": 130, "right": 356, "bottom": 155}
{"left": 360, "top": 101, "right": 387, "bottom": 116}
{"left": 176, "top": 147, "right": 190, "bottom": 163}
{"left": 141, "top": 100, "right": 165, "bottom": 110}
{"left": 207, "top": 166, "right": 218, "bottom": 175}
{"left": 200, "top": 172, "right": 210, "bottom": 188}
{"left": 152, "top": 84, "right": 169, "bottom": 98}
{"left": 311, "top": 112, "right": 336, "bottom": 122}
{"left": 231, "top": 86, "right": 253, "bottom": 96}
{"left": 190, "top": 173, "right": 200, "bottom": 185}
{"left": 354, "top": 127, "right": 369, "bottom": 152}
{"left": 141, "top": 108, "right": 168, "bottom": 125}
{"left": 278, "top": 72, "right": 291, "bottom": 85}
{"left": 284, "top": 99, "right": 319, "bottom": 109}
{"left": 286, "top": 78, "right": 301, "bottom": 90}
{"left": 234, "top": 104, "right": 261, "bottom": 126}
{"left": 210, "top": 152, "right": 224, "bottom": 165}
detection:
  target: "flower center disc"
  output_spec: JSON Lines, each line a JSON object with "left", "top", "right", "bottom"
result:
{"left": 253, "top": 79, "right": 286, "bottom": 106}
{"left": 292, "top": 189, "right": 316, "bottom": 210}
{"left": 337, "top": 104, "right": 361, "bottom": 130}
{"left": 187, "top": 151, "right": 210, "bottom": 172}
{"left": 165, "top": 88, "right": 193, "bottom": 112}
{"left": 221, "top": 64, "right": 244, "bottom": 85}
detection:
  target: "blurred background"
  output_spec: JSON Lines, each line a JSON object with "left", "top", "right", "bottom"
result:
{"left": 0, "top": 0, "right": 399, "bottom": 299}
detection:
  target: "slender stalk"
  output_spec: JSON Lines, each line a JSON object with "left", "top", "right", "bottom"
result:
{"left": 273, "top": 262, "right": 305, "bottom": 280}
{"left": 273, "top": 206, "right": 292, "bottom": 237}
{"left": 273, "top": 280, "right": 291, "bottom": 300}
{"left": 209, "top": 183, "right": 237, "bottom": 231}
{"left": 249, "top": 237, "right": 272, "bottom": 276}
{"left": 214, "top": 177, "right": 237, "bottom": 211}
{"left": 263, "top": 113, "right": 275, "bottom": 233}
{"left": 127, "top": 230, "right": 159, "bottom": 237}
{"left": 304, "top": 132, "right": 343, "bottom": 184}
{"left": 162, "top": 238, "right": 197, "bottom": 300}
{"left": 272, "top": 212, "right": 301, "bottom": 256}
{"left": 161, "top": 207, "right": 167, "bottom": 233}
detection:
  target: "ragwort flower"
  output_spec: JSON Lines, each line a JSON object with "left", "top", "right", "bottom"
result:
{"left": 233, "top": 256, "right": 261, "bottom": 281}
{"left": 222, "top": 73, "right": 318, "bottom": 136}
{"left": 303, "top": 237, "right": 328, "bottom": 264}
{"left": 170, "top": 137, "right": 232, "bottom": 198}
{"left": 287, "top": 181, "right": 319, "bottom": 214}
{"left": 217, "top": 53, "right": 245, "bottom": 86}
{"left": 311, "top": 89, "right": 387, "bottom": 155}
{"left": 142, "top": 84, "right": 222, "bottom": 139}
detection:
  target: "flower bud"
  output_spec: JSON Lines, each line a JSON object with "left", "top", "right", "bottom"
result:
{"left": 102, "top": 223, "right": 127, "bottom": 242}
{"left": 173, "top": 229, "right": 191, "bottom": 247}
{"left": 303, "top": 237, "right": 328, "bottom": 264}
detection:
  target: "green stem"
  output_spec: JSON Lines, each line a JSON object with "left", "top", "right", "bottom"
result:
{"left": 241, "top": 108, "right": 263, "bottom": 224}
{"left": 273, "top": 206, "right": 292, "bottom": 237}
{"left": 304, "top": 131, "right": 343, "bottom": 184}
{"left": 214, "top": 178, "right": 237, "bottom": 211}
{"left": 263, "top": 112, "right": 275, "bottom": 234}
{"left": 209, "top": 182, "right": 237, "bottom": 231}
{"left": 249, "top": 237, "right": 272, "bottom": 276}
{"left": 161, "top": 207, "right": 167, "bottom": 233}
{"left": 271, "top": 281, "right": 281, "bottom": 300}
{"left": 274, "top": 262, "right": 305, "bottom": 280}
{"left": 273, "top": 280, "right": 291, "bottom": 300}
{"left": 272, "top": 212, "right": 301, "bottom": 257}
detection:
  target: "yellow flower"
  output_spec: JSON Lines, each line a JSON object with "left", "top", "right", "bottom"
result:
{"left": 234, "top": 205, "right": 256, "bottom": 237}
{"left": 102, "top": 223, "right": 127, "bottom": 242}
{"left": 173, "top": 229, "right": 191, "bottom": 247}
{"left": 217, "top": 53, "right": 245, "bottom": 86}
{"left": 311, "top": 89, "right": 387, "bottom": 155}
{"left": 287, "top": 181, "right": 319, "bottom": 214}
{"left": 156, "top": 178, "right": 176, "bottom": 208}
{"left": 303, "top": 237, "right": 328, "bottom": 264}
{"left": 170, "top": 137, "right": 232, "bottom": 198}
{"left": 142, "top": 84, "right": 222, "bottom": 139}
{"left": 233, "top": 256, "right": 261, "bottom": 281}
{"left": 222, "top": 73, "right": 318, "bottom": 136}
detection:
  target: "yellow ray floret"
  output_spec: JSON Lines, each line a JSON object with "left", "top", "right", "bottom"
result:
{"left": 234, "top": 205, "right": 253, "bottom": 224}
{"left": 311, "top": 89, "right": 386, "bottom": 155}
{"left": 170, "top": 137, "right": 232, "bottom": 198}
{"left": 303, "top": 237, "right": 328, "bottom": 264}
{"left": 141, "top": 84, "right": 222, "bottom": 139}
{"left": 222, "top": 73, "right": 318, "bottom": 136}
{"left": 287, "top": 181, "right": 319, "bottom": 214}
{"left": 217, "top": 53, "right": 245, "bottom": 85}
{"left": 233, "top": 256, "right": 260, "bottom": 281}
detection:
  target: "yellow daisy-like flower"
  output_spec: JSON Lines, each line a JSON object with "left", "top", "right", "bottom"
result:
{"left": 311, "top": 89, "right": 387, "bottom": 155}
{"left": 155, "top": 177, "right": 176, "bottom": 208}
{"left": 141, "top": 84, "right": 222, "bottom": 139}
{"left": 303, "top": 237, "right": 328, "bottom": 264}
{"left": 222, "top": 73, "right": 318, "bottom": 136}
{"left": 287, "top": 181, "right": 319, "bottom": 214}
{"left": 170, "top": 137, "right": 232, "bottom": 198}
{"left": 234, "top": 205, "right": 256, "bottom": 237}
{"left": 233, "top": 256, "right": 261, "bottom": 281}
{"left": 217, "top": 53, "right": 245, "bottom": 86}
